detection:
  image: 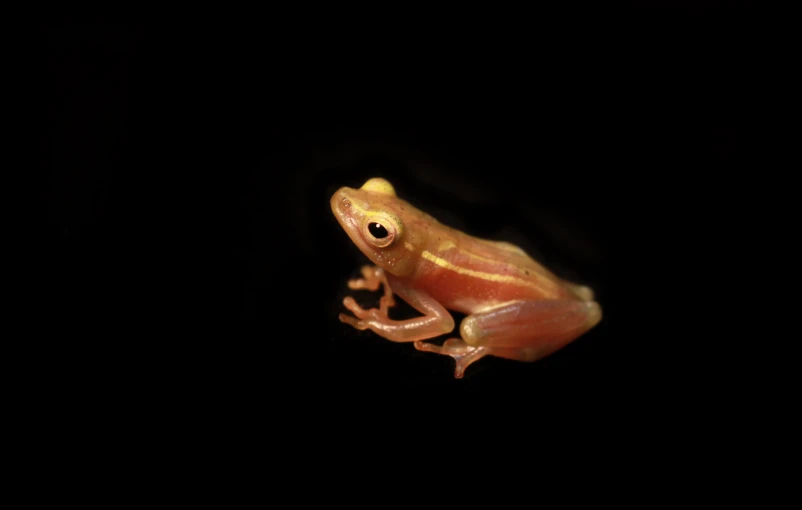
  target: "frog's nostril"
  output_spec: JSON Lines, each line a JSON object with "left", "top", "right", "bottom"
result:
{"left": 341, "top": 197, "right": 351, "bottom": 209}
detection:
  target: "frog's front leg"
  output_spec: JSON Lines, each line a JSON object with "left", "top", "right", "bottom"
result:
{"left": 339, "top": 274, "right": 455, "bottom": 342}
{"left": 345, "top": 265, "right": 395, "bottom": 315}
{"left": 416, "top": 299, "right": 602, "bottom": 378}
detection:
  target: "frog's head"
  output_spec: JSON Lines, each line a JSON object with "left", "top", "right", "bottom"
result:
{"left": 331, "top": 177, "right": 426, "bottom": 277}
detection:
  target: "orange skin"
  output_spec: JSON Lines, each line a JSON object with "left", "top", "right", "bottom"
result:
{"left": 331, "top": 178, "right": 602, "bottom": 378}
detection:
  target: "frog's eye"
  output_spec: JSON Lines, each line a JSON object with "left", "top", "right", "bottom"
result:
{"left": 363, "top": 214, "right": 400, "bottom": 248}
{"left": 368, "top": 222, "right": 388, "bottom": 239}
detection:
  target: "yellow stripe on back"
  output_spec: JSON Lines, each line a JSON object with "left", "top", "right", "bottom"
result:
{"left": 420, "top": 250, "right": 556, "bottom": 295}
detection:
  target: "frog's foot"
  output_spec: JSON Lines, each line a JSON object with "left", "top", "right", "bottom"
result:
{"left": 347, "top": 265, "right": 384, "bottom": 292}
{"left": 346, "top": 265, "right": 395, "bottom": 309}
{"left": 414, "top": 339, "right": 489, "bottom": 379}
{"left": 338, "top": 296, "right": 389, "bottom": 329}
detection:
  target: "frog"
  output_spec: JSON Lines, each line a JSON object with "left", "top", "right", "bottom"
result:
{"left": 331, "top": 177, "right": 602, "bottom": 378}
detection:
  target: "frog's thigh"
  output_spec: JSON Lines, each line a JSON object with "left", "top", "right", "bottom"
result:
{"left": 460, "top": 299, "right": 601, "bottom": 362}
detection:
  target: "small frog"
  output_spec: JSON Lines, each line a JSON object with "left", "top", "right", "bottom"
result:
{"left": 331, "top": 177, "right": 601, "bottom": 378}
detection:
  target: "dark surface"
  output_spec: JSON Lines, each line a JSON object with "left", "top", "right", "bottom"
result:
{"left": 37, "top": 11, "right": 753, "bottom": 425}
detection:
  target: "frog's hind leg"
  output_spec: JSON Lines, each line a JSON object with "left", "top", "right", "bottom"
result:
{"left": 416, "top": 299, "right": 602, "bottom": 378}
{"left": 414, "top": 339, "right": 489, "bottom": 379}
{"left": 461, "top": 299, "right": 602, "bottom": 362}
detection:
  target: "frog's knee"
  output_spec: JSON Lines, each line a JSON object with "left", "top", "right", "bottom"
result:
{"left": 440, "top": 314, "right": 456, "bottom": 335}
{"left": 586, "top": 301, "right": 602, "bottom": 328}
{"left": 460, "top": 316, "right": 485, "bottom": 346}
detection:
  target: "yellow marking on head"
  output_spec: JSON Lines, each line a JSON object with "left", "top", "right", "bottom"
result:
{"left": 420, "top": 250, "right": 556, "bottom": 295}
{"left": 360, "top": 178, "right": 396, "bottom": 196}
{"left": 347, "top": 198, "right": 393, "bottom": 224}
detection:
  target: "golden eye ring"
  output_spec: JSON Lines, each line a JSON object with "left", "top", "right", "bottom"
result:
{"left": 363, "top": 214, "right": 400, "bottom": 248}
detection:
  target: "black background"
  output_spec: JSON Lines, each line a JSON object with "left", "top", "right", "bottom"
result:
{"left": 36, "top": 7, "right": 753, "bottom": 425}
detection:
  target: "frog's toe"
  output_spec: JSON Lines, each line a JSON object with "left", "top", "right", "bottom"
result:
{"left": 414, "top": 341, "right": 438, "bottom": 352}
{"left": 414, "top": 339, "right": 488, "bottom": 378}
{"left": 339, "top": 313, "right": 368, "bottom": 330}
{"left": 342, "top": 296, "right": 369, "bottom": 318}
{"left": 452, "top": 347, "right": 489, "bottom": 379}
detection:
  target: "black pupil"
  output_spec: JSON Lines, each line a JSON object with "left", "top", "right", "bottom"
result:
{"left": 369, "top": 222, "right": 388, "bottom": 239}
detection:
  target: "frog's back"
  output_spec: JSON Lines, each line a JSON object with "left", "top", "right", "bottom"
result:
{"left": 459, "top": 231, "right": 573, "bottom": 293}
{"left": 414, "top": 226, "right": 583, "bottom": 314}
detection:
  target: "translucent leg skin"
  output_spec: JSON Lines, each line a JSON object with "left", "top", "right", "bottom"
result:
{"left": 339, "top": 266, "right": 601, "bottom": 379}
{"left": 414, "top": 339, "right": 490, "bottom": 379}
{"left": 345, "top": 265, "right": 395, "bottom": 316}
{"left": 339, "top": 272, "right": 455, "bottom": 342}
{"left": 416, "top": 299, "right": 602, "bottom": 378}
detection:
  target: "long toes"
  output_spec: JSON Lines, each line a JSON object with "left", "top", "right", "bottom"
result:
{"left": 451, "top": 355, "right": 472, "bottom": 379}
{"left": 414, "top": 341, "right": 440, "bottom": 353}
{"left": 450, "top": 348, "right": 488, "bottom": 379}
{"left": 339, "top": 313, "right": 367, "bottom": 329}
{"left": 343, "top": 297, "right": 369, "bottom": 318}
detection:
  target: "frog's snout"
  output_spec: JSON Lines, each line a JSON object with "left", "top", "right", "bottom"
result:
{"left": 330, "top": 187, "right": 352, "bottom": 218}
{"left": 331, "top": 187, "right": 365, "bottom": 232}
